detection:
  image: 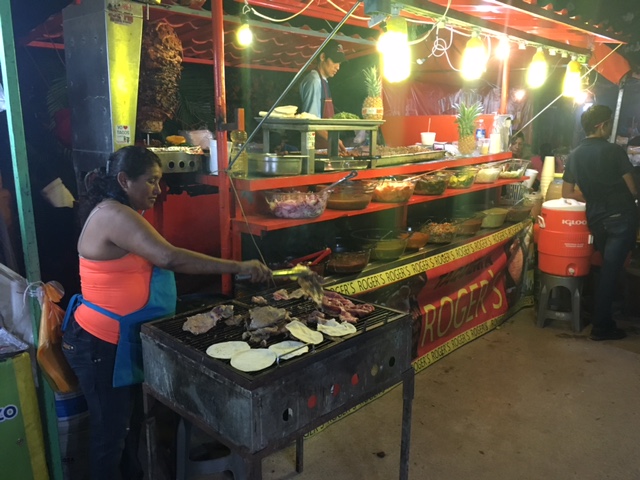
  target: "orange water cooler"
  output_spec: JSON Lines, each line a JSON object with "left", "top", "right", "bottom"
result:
{"left": 535, "top": 199, "right": 593, "bottom": 332}
{"left": 536, "top": 199, "right": 594, "bottom": 277}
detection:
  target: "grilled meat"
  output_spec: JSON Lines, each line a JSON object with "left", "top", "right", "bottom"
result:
{"left": 182, "top": 304, "right": 234, "bottom": 335}
{"left": 322, "top": 291, "right": 375, "bottom": 324}
{"left": 248, "top": 306, "right": 289, "bottom": 330}
{"left": 137, "top": 21, "right": 183, "bottom": 133}
{"left": 182, "top": 312, "right": 217, "bottom": 335}
{"left": 251, "top": 296, "right": 268, "bottom": 305}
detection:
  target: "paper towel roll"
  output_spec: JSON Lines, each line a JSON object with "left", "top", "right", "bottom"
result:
{"left": 539, "top": 155, "right": 556, "bottom": 198}
{"left": 489, "top": 133, "right": 502, "bottom": 154}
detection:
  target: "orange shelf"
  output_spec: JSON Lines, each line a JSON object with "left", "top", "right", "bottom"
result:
{"left": 197, "top": 174, "right": 220, "bottom": 187}
{"left": 232, "top": 177, "right": 522, "bottom": 235}
{"left": 230, "top": 152, "right": 512, "bottom": 192}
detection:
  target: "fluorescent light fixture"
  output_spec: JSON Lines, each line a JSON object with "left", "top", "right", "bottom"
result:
{"left": 460, "top": 33, "right": 487, "bottom": 80}
{"left": 527, "top": 47, "right": 547, "bottom": 88}
{"left": 562, "top": 57, "right": 582, "bottom": 98}
{"left": 236, "top": 23, "right": 253, "bottom": 47}
{"left": 378, "top": 16, "right": 411, "bottom": 82}
{"left": 495, "top": 37, "right": 510, "bottom": 61}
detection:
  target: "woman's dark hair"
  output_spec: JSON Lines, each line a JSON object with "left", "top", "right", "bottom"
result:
{"left": 82, "top": 146, "right": 161, "bottom": 221}
{"left": 510, "top": 131, "right": 525, "bottom": 145}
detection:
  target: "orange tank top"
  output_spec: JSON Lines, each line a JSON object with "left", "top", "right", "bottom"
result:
{"left": 75, "top": 254, "right": 153, "bottom": 344}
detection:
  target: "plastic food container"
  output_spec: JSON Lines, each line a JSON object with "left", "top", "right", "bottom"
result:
{"left": 352, "top": 229, "right": 409, "bottom": 260}
{"left": 400, "top": 230, "right": 430, "bottom": 250}
{"left": 326, "top": 181, "right": 376, "bottom": 210}
{"left": 413, "top": 171, "right": 453, "bottom": 195}
{"left": 481, "top": 208, "right": 509, "bottom": 228}
{"left": 499, "top": 159, "right": 530, "bottom": 179}
{"left": 522, "top": 192, "right": 544, "bottom": 218}
{"left": 420, "top": 221, "right": 458, "bottom": 244}
{"left": 474, "top": 164, "right": 502, "bottom": 183}
{"left": 264, "top": 190, "right": 329, "bottom": 219}
{"left": 372, "top": 178, "right": 416, "bottom": 203}
{"left": 454, "top": 211, "right": 486, "bottom": 236}
{"left": 326, "top": 244, "right": 370, "bottom": 274}
{"left": 447, "top": 167, "right": 478, "bottom": 189}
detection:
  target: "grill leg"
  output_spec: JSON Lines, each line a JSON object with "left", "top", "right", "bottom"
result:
{"left": 400, "top": 368, "right": 415, "bottom": 480}
{"left": 142, "top": 390, "right": 158, "bottom": 480}
{"left": 295, "top": 437, "right": 304, "bottom": 473}
{"left": 242, "top": 456, "right": 262, "bottom": 480}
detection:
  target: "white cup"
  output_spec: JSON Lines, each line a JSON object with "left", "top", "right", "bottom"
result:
{"left": 420, "top": 132, "right": 436, "bottom": 146}
{"left": 521, "top": 169, "right": 538, "bottom": 189}
{"left": 208, "top": 139, "right": 233, "bottom": 175}
{"left": 41, "top": 177, "right": 75, "bottom": 208}
{"left": 489, "top": 133, "right": 502, "bottom": 153}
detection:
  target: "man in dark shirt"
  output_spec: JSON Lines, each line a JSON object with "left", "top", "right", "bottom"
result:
{"left": 563, "top": 105, "right": 638, "bottom": 340}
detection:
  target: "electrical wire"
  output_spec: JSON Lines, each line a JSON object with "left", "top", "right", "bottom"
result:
{"left": 326, "top": 0, "right": 369, "bottom": 21}
{"left": 248, "top": 0, "right": 317, "bottom": 23}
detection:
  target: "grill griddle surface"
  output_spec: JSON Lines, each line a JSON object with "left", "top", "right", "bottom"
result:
{"left": 147, "top": 287, "right": 404, "bottom": 380}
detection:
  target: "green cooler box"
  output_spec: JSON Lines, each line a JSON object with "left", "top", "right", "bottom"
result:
{"left": 0, "top": 349, "right": 49, "bottom": 480}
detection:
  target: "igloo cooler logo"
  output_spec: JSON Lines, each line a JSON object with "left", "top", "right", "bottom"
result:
{"left": 0, "top": 404, "right": 18, "bottom": 423}
{"left": 561, "top": 218, "right": 588, "bottom": 227}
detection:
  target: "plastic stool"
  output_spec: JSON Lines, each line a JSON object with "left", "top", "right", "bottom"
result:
{"left": 175, "top": 417, "right": 247, "bottom": 480}
{"left": 536, "top": 272, "right": 586, "bottom": 332}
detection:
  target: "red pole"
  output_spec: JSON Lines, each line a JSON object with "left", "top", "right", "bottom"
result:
{"left": 500, "top": 53, "right": 510, "bottom": 114}
{"left": 211, "top": 0, "right": 233, "bottom": 295}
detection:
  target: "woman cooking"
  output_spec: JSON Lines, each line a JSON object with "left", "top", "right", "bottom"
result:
{"left": 61, "top": 146, "right": 271, "bottom": 480}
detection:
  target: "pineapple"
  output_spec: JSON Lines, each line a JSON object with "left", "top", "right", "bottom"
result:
{"left": 362, "top": 66, "right": 383, "bottom": 120}
{"left": 455, "top": 101, "right": 483, "bottom": 155}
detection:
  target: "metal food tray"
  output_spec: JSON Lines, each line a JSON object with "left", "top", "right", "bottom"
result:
{"left": 255, "top": 117, "right": 385, "bottom": 128}
{"left": 370, "top": 150, "right": 446, "bottom": 168}
{"left": 314, "top": 158, "right": 370, "bottom": 172}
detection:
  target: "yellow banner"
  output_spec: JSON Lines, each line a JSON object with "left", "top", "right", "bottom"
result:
{"left": 326, "top": 222, "right": 527, "bottom": 297}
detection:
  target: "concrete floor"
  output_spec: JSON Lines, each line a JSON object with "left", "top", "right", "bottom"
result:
{"left": 196, "top": 306, "right": 640, "bottom": 480}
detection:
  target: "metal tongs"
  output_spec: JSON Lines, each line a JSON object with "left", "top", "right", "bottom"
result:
{"left": 235, "top": 264, "right": 314, "bottom": 282}
{"left": 317, "top": 170, "right": 358, "bottom": 195}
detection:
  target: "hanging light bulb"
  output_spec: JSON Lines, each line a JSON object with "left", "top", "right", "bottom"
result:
{"left": 377, "top": 16, "right": 411, "bottom": 83}
{"left": 236, "top": 22, "right": 253, "bottom": 47}
{"left": 562, "top": 57, "right": 582, "bottom": 98}
{"left": 460, "top": 32, "right": 487, "bottom": 80}
{"left": 527, "top": 47, "right": 548, "bottom": 88}
{"left": 495, "top": 37, "right": 510, "bottom": 61}
{"left": 574, "top": 90, "right": 588, "bottom": 105}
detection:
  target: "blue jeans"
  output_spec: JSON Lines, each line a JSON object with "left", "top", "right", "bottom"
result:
{"left": 590, "top": 213, "right": 638, "bottom": 334}
{"left": 62, "top": 316, "right": 143, "bottom": 480}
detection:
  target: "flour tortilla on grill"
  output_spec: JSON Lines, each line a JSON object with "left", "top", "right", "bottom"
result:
{"left": 317, "top": 319, "right": 357, "bottom": 337}
{"left": 285, "top": 320, "right": 323, "bottom": 345}
{"left": 205, "top": 341, "right": 250, "bottom": 360}
{"left": 230, "top": 349, "right": 277, "bottom": 372}
{"left": 268, "top": 340, "right": 309, "bottom": 360}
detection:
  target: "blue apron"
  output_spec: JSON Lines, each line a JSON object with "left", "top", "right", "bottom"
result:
{"left": 62, "top": 267, "right": 176, "bottom": 387}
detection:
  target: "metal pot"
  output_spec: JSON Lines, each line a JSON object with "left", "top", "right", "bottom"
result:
{"left": 248, "top": 154, "right": 306, "bottom": 176}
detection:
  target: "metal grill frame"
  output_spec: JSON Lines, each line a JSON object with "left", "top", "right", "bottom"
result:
{"left": 141, "top": 290, "right": 414, "bottom": 479}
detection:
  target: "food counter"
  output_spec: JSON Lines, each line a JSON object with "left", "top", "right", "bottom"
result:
{"left": 211, "top": 148, "right": 534, "bottom": 369}
{"left": 323, "top": 218, "right": 535, "bottom": 370}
